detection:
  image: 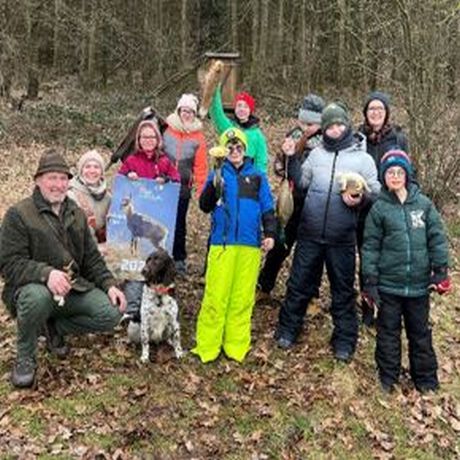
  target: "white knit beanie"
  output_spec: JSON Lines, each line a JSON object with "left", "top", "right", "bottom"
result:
{"left": 77, "top": 149, "right": 105, "bottom": 177}
{"left": 176, "top": 93, "right": 199, "bottom": 114}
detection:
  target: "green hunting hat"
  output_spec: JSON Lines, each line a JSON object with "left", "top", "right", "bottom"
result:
{"left": 34, "top": 149, "right": 73, "bottom": 179}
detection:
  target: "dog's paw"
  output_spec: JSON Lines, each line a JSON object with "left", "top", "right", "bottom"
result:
{"left": 175, "top": 349, "right": 186, "bottom": 359}
{"left": 140, "top": 354, "right": 150, "bottom": 363}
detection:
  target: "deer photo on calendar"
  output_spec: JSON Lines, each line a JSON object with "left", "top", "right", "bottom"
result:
{"left": 105, "top": 174, "right": 180, "bottom": 278}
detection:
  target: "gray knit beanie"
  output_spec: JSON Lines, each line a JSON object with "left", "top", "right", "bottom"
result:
{"left": 298, "top": 94, "right": 325, "bottom": 124}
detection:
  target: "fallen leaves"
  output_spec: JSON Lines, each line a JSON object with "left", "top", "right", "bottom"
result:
{"left": 0, "top": 112, "right": 459, "bottom": 459}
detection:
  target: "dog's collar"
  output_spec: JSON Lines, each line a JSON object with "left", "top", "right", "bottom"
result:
{"left": 152, "top": 284, "right": 175, "bottom": 295}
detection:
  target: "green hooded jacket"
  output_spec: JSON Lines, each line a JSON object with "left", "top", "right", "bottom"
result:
{"left": 209, "top": 85, "right": 268, "bottom": 173}
{"left": 362, "top": 184, "right": 449, "bottom": 297}
{"left": 0, "top": 187, "right": 116, "bottom": 314}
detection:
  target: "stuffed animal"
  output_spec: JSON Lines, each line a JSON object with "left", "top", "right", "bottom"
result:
{"left": 337, "top": 172, "right": 370, "bottom": 198}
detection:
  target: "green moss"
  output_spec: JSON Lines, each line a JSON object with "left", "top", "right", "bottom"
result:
{"left": 9, "top": 406, "right": 44, "bottom": 438}
{"left": 447, "top": 219, "right": 460, "bottom": 238}
{"left": 80, "top": 432, "right": 118, "bottom": 451}
{"left": 213, "top": 374, "right": 240, "bottom": 394}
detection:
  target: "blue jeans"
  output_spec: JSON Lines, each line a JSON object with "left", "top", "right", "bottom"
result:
{"left": 277, "top": 239, "right": 358, "bottom": 352}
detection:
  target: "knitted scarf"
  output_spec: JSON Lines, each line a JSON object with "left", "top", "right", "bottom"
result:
{"left": 362, "top": 122, "right": 393, "bottom": 145}
{"left": 323, "top": 126, "right": 354, "bottom": 152}
{"left": 76, "top": 176, "right": 108, "bottom": 201}
{"left": 166, "top": 112, "right": 203, "bottom": 134}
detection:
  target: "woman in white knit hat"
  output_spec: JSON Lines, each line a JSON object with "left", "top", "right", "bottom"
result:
{"left": 163, "top": 93, "right": 208, "bottom": 275}
{"left": 68, "top": 149, "right": 111, "bottom": 250}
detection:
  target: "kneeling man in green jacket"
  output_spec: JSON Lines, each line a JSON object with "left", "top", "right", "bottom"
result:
{"left": 0, "top": 150, "right": 126, "bottom": 388}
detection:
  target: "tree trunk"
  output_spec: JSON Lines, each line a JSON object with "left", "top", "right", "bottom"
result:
{"left": 156, "top": 0, "right": 164, "bottom": 77}
{"left": 275, "top": 0, "right": 284, "bottom": 67}
{"left": 142, "top": 0, "right": 152, "bottom": 85}
{"left": 447, "top": 13, "right": 459, "bottom": 102}
{"left": 99, "top": 0, "right": 109, "bottom": 87}
{"left": 0, "top": 0, "right": 11, "bottom": 97}
{"left": 87, "top": 0, "right": 97, "bottom": 84}
{"left": 25, "top": 0, "right": 40, "bottom": 98}
{"left": 337, "top": 0, "right": 346, "bottom": 87}
{"left": 53, "top": 0, "right": 61, "bottom": 71}
{"left": 181, "top": 0, "right": 188, "bottom": 66}
{"left": 259, "top": 0, "right": 269, "bottom": 63}
{"left": 78, "top": 0, "right": 87, "bottom": 82}
{"left": 297, "top": 0, "right": 307, "bottom": 83}
{"left": 229, "top": 0, "right": 238, "bottom": 51}
{"left": 285, "top": 0, "right": 297, "bottom": 79}
{"left": 250, "top": 0, "right": 259, "bottom": 88}
{"left": 357, "top": 0, "right": 368, "bottom": 88}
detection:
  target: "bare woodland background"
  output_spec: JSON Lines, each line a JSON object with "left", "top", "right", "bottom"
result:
{"left": 0, "top": 0, "right": 459, "bottom": 205}
{"left": 0, "top": 2, "right": 460, "bottom": 457}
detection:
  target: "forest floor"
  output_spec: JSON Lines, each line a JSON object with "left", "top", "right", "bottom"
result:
{"left": 0, "top": 86, "right": 459, "bottom": 459}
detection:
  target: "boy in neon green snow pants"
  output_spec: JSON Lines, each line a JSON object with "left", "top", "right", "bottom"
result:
{"left": 192, "top": 128, "right": 276, "bottom": 362}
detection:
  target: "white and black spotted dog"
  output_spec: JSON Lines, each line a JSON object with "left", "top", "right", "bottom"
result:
{"left": 125, "top": 249, "right": 184, "bottom": 362}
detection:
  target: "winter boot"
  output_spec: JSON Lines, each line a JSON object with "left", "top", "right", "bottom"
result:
{"left": 11, "top": 357, "right": 37, "bottom": 388}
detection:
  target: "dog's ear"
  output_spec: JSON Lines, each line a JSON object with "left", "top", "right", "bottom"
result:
{"left": 162, "top": 256, "right": 176, "bottom": 286}
{"left": 141, "top": 253, "right": 154, "bottom": 280}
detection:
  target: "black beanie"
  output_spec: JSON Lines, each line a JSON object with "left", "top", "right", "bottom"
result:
{"left": 363, "top": 91, "right": 391, "bottom": 124}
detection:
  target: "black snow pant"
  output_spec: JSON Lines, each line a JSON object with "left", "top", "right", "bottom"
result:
{"left": 376, "top": 292, "right": 438, "bottom": 391}
{"left": 173, "top": 196, "right": 190, "bottom": 262}
{"left": 277, "top": 239, "right": 358, "bottom": 353}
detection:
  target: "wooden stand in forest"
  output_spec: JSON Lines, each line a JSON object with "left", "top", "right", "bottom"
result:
{"left": 198, "top": 52, "right": 240, "bottom": 110}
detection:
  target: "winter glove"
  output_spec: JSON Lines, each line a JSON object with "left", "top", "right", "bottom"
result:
{"left": 362, "top": 278, "right": 381, "bottom": 309}
{"left": 199, "top": 181, "right": 220, "bottom": 213}
{"left": 429, "top": 267, "right": 452, "bottom": 295}
{"left": 433, "top": 278, "right": 453, "bottom": 295}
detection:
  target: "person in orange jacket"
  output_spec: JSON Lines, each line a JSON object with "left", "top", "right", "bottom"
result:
{"left": 163, "top": 94, "right": 208, "bottom": 275}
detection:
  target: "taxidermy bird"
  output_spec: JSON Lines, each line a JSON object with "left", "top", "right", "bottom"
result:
{"left": 199, "top": 60, "right": 225, "bottom": 119}
{"left": 209, "top": 145, "right": 227, "bottom": 201}
{"left": 276, "top": 156, "right": 294, "bottom": 246}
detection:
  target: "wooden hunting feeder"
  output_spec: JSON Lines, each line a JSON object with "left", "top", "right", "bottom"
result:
{"left": 199, "top": 51, "right": 241, "bottom": 108}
